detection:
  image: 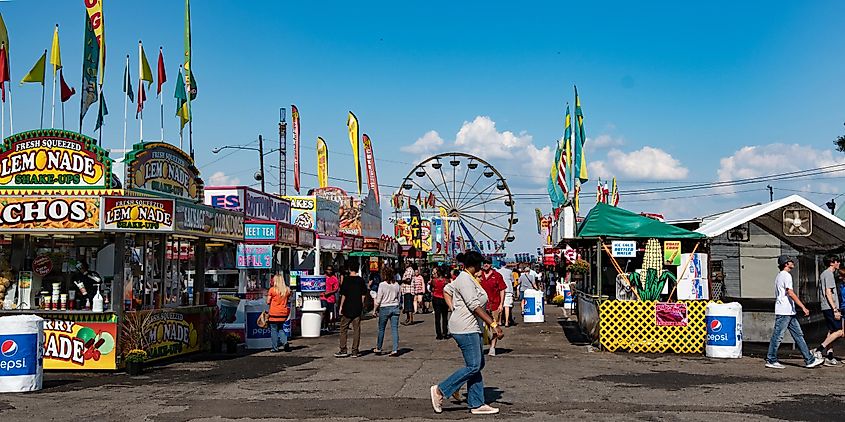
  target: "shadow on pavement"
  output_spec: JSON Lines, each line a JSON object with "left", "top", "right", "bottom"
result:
{"left": 559, "top": 318, "right": 592, "bottom": 345}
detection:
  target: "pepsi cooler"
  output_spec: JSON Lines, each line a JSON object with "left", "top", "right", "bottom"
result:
{"left": 705, "top": 302, "right": 743, "bottom": 359}
{"left": 0, "top": 315, "right": 44, "bottom": 392}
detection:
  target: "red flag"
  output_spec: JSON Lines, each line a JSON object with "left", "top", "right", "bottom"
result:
{"left": 0, "top": 44, "right": 8, "bottom": 102}
{"left": 156, "top": 48, "right": 166, "bottom": 96}
{"left": 136, "top": 80, "right": 146, "bottom": 117}
{"left": 59, "top": 69, "right": 76, "bottom": 102}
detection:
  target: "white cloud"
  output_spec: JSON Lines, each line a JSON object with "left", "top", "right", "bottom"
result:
{"left": 207, "top": 171, "right": 241, "bottom": 186}
{"left": 718, "top": 143, "right": 845, "bottom": 181}
{"left": 590, "top": 146, "right": 689, "bottom": 180}
{"left": 401, "top": 130, "right": 444, "bottom": 155}
{"left": 587, "top": 134, "right": 624, "bottom": 152}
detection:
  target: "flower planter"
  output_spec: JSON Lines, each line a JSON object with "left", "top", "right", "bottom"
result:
{"left": 126, "top": 361, "right": 144, "bottom": 376}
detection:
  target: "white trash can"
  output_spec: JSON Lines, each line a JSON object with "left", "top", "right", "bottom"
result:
{"left": 300, "top": 297, "right": 325, "bottom": 338}
{"left": 522, "top": 289, "right": 545, "bottom": 323}
{"left": 245, "top": 301, "right": 273, "bottom": 349}
{"left": 705, "top": 302, "right": 743, "bottom": 358}
{"left": 0, "top": 315, "right": 44, "bottom": 392}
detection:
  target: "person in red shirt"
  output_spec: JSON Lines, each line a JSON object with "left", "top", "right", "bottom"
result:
{"left": 479, "top": 259, "right": 506, "bottom": 356}
{"left": 321, "top": 265, "right": 340, "bottom": 331}
{"left": 430, "top": 266, "right": 450, "bottom": 340}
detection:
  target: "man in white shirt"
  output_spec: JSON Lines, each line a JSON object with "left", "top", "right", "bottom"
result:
{"left": 497, "top": 265, "right": 514, "bottom": 326}
{"left": 765, "top": 255, "right": 824, "bottom": 369}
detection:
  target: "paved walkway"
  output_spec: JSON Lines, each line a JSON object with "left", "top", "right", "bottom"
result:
{"left": 2, "top": 307, "right": 844, "bottom": 421}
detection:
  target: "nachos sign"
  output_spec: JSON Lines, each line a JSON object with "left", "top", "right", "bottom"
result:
{"left": 0, "top": 130, "right": 112, "bottom": 190}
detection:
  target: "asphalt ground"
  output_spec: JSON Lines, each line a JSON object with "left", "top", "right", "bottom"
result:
{"left": 2, "top": 306, "right": 845, "bottom": 421}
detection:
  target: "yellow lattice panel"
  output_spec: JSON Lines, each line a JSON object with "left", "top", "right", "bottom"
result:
{"left": 599, "top": 300, "right": 716, "bottom": 354}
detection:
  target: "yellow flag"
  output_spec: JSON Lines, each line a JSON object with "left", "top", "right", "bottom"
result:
{"left": 347, "top": 111, "right": 362, "bottom": 195}
{"left": 139, "top": 42, "right": 153, "bottom": 86}
{"left": 50, "top": 25, "right": 61, "bottom": 75}
{"left": 20, "top": 51, "right": 46, "bottom": 85}
{"left": 317, "top": 137, "right": 329, "bottom": 188}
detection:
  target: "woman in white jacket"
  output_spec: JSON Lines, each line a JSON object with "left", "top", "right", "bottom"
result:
{"left": 429, "top": 251, "right": 504, "bottom": 415}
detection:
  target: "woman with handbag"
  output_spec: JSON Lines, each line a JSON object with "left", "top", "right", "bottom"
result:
{"left": 266, "top": 274, "right": 292, "bottom": 353}
{"left": 430, "top": 251, "right": 504, "bottom": 415}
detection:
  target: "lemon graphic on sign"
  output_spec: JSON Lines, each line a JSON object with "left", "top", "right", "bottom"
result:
{"left": 82, "top": 163, "right": 104, "bottom": 184}
{"left": 161, "top": 162, "right": 169, "bottom": 181}
{"left": 133, "top": 169, "right": 145, "bottom": 188}
{"left": 130, "top": 206, "right": 140, "bottom": 221}
{"left": 157, "top": 324, "right": 165, "bottom": 342}
{"left": 35, "top": 150, "right": 48, "bottom": 171}
{"left": 189, "top": 324, "right": 198, "bottom": 348}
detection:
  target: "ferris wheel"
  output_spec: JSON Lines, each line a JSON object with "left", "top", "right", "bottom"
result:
{"left": 394, "top": 152, "right": 516, "bottom": 255}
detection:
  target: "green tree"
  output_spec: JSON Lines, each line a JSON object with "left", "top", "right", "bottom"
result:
{"left": 836, "top": 123, "right": 845, "bottom": 153}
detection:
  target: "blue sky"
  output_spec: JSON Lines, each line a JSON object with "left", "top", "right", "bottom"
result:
{"left": 2, "top": 1, "right": 845, "bottom": 254}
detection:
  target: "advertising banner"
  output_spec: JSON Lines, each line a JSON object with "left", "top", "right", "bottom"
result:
{"left": 279, "top": 224, "right": 297, "bottom": 245}
{"left": 316, "top": 137, "right": 328, "bottom": 188}
{"left": 139, "top": 308, "right": 209, "bottom": 362}
{"left": 313, "top": 187, "right": 361, "bottom": 236}
{"left": 663, "top": 241, "right": 682, "bottom": 266}
{"left": 291, "top": 104, "right": 300, "bottom": 193}
{"left": 174, "top": 201, "right": 244, "bottom": 240}
{"left": 284, "top": 196, "right": 316, "bottom": 231}
{"left": 124, "top": 142, "right": 203, "bottom": 202}
{"left": 611, "top": 241, "right": 636, "bottom": 258}
{"left": 297, "top": 228, "right": 315, "bottom": 248}
{"left": 0, "top": 130, "right": 112, "bottom": 191}
{"left": 205, "top": 187, "right": 290, "bottom": 223}
{"left": 236, "top": 244, "right": 273, "bottom": 269}
{"left": 102, "top": 197, "right": 174, "bottom": 232}
{"left": 362, "top": 134, "right": 380, "bottom": 203}
{"left": 409, "top": 205, "right": 422, "bottom": 250}
{"left": 244, "top": 223, "right": 277, "bottom": 242}
{"left": 42, "top": 316, "right": 118, "bottom": 370}
{"left": 204, "top": 188, "right": 242, "bottom": 211}
{"left": 677, "top": 253, "right": 709, "bottom": 300}
{"left": 655, "top": 302, "right": 689, "bottom": 327}
{"left": 0, "top": 196, "right": 100, "bottom": 231}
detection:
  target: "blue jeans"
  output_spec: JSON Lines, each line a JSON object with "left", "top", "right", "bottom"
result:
{"left": 270, "top": 321, "right": 288, "bottom": 351}
{"left": 438, "top": 333, "right": 485, "bottom": 409}
{"left": 767, "top": 314, "right": 814, "bottom": 365}
{"left": 377, "top": 306, "right": 400, "bottom": 352}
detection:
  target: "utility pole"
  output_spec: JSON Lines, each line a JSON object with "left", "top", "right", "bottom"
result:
{"left": 279, "top": 108, "right": 287, "bottom": 196}
{"left": 258, "top": 134, "right": 265, "bottom": 193}
{"left": 766, "top": 185, "right": 773, "bottom": 202}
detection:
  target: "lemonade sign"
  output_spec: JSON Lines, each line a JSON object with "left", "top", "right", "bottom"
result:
{"left": 102, "top": 197, "right": 175, "bottom": 232}
{"left": 0, "top": 130, "right": 111, "bottom": 190}
{"left": 124, "top": 142, "right": 203, "bottom": 202}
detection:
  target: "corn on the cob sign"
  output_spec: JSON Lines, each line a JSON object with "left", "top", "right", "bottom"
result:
{"left": 0, "top": 130, "right": 112, "bottom": 191}
{"left": 102, "top": 197, "right": 175, "bottom": 232}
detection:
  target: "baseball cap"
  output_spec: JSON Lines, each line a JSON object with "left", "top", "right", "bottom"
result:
{"left": 777, "top": 255, "right": 794, "bottom": 267}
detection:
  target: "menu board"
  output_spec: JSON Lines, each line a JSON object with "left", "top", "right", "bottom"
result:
{"left": 174, "top": 201, "right": 244, "bottom": 240}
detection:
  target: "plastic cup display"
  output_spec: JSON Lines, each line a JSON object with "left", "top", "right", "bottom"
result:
{"left": 218, "top": 296, "right": 241, "bottom": 324}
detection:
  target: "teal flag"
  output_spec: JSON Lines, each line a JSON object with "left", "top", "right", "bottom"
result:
{"left": 79, "top": 13, "right": 99, "bottom": 131}
{"left": 548, "top": 138, "right": 564, "bottom": 207}
{"left": 574, "top": 86, "right": 589, "bottom": 183}
{"left": 95, "top": 90, "right": 108, "bottom": 130}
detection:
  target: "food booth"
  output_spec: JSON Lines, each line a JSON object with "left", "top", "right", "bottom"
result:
{"left": 565, "top": 203, "right": 713, "bottom": 354}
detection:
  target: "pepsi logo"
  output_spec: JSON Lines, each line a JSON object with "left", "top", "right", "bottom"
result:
{"left": 1, "top": 339, "right": 17, "bottom": 357}
{"left": 710, "top": 319, "right": 723, "bottom": 333}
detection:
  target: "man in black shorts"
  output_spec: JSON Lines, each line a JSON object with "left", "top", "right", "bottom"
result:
{"left": 814, "top": 255, "right": 843, "bottom": 366}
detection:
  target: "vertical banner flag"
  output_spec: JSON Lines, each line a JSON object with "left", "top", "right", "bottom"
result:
{"left": 574, "top": 86, "right": 588, "bottom": 183}
{"left": 291, "top": 104, "right": 300, "bottom": 193}
{"left": 347, "top": 111, "right": 362, "bottom": 195}
{"left": 184, "top": 0, "right": 196, "bottom": 100}
{"left": 559, "top": 104, "right": 571, "bottom": 198}
{"left": 409, "top": 205, "right": 422, "bottom": 250}
{"left": 535, "top": 208, "right": 543, "bottom": 235}
{"left": 316, "top": 137, "right": 329, "bottom": 188}
{"left": 84, "top": 0, "right": 105, "bottom": 83}
{"left": 174, "top": 66, "right": 188, "bottom": 128}
{"left": 611, "top": 177, "right": 619, "bottom": 207}
{"left": 548, "top": 138, "right": 562, "bottom": 207}
{"left": 362, "top": 134, "right": 380, "bottom": 203}
{"left": 79, "top": 14, "right": 99, "bottom": 127}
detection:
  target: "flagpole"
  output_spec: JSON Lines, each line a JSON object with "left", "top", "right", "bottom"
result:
{"left": 61, "top": 96, "right": 65, "bottom": 129}
{"left": 123, "top": 55, "right": 129, "bottom": 153}
{"left": 51, "top": 69, "right": 56, "bottom": 128}
{"left": 160, "top": 83, "right": 164, "bottom": 141}
{"left": 7, "top": 82, "right": 13, "bottom": 134}
{"left": 97, "top": 83, "right": 102, "bottom": 146}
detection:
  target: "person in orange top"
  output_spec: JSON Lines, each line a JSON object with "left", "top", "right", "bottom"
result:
{"left": 266, "top": 274, "right": 292, "bottom": 353}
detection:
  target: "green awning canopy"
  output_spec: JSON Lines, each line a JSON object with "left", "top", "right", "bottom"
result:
{"left": 577, "top": 203, "right": 706, "bottom": 239}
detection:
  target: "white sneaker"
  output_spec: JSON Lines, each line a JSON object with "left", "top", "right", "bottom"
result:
{"left": 430, "top": 385, "right": 443, "bottom": 414}
{"left": 814, "top": 350, "right": 824, "bottom": 360}
{"left": 806, "top": 356, "right": 825, "bottom": 368}
{"left": 488, "top": 347, "right": 496, "bottom": 357}
{"left": 824, "top": 358, "right": 837, "bottom": 367}
{"left": 765, "top": 362, "right": 785, "bottom": 369}
{"left": 470, "top": 404, "right": 500, "bottom": 415}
